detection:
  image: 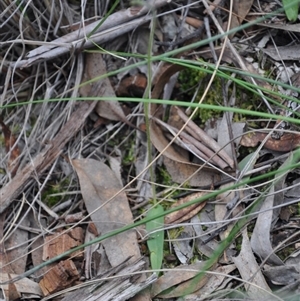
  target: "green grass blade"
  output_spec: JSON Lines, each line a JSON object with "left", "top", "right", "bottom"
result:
{"left": 146, "top": 204, "right": 165, "bottom": 274}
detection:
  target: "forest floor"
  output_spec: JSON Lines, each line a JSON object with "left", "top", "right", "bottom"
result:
{"left": 0, "top": 1, "right": 300, "bottom": 300}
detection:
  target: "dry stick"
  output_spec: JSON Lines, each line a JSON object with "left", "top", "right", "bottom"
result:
{"left": 164, "top": 132, "right": 211, "bottom": 163}
{"left": 28, "top": 0, "right": 169, "bottom": 57}
{"left": 159, "top": 119, "right": 229, "bottom": 169}
{"left": 11, "top": 0, "right": 171, "bottom": 68}
{"left": 175, "top": 107, "right": 234, "bottom": 168}
{"left": 12, "top": 16, "right": 152, "bottom": 68}
{"left": 203, "top": 0, "right": 225, "bottom": 14}
{"left": 0, "top": 100, "right": 97, "bottom": 214}
{"left": 180, "top": 136, "right": 228, "bottom": 169}
{"left": 182, "top": 119, "right": 230, "bottom": 168}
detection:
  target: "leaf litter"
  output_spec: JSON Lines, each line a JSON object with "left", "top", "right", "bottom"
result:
{"left": 0, "top": 0, "right": 300, "bottom": 300}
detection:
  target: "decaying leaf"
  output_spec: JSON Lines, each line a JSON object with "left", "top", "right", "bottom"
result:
{"left": 163, "top": 157, "right": 219, "bottom": 187}
{"left": 7, "top": 273, "right": 21, "bottom": 301}
{"left": 263, "top": 264, "right": 300, "bottom": 285}
{"left": 262, "top": 44, "right": 300, "bottom": 62}
{"left": 172, "top": 226, "right": 194, "bottom": 264}
{"left": 80, "top": 52, "right": 129, "bottom": 123}
{"left": 233, "top": 229, "right": 272, "bottom": 299}
{"left": 84, "top": 223, "right": 101, "bottom": 279}
{"left": 215, "top": 183, "right": 244, "bottom": 241}
{"left": 116, "top": 73, "right": 147, "bottom": 97}
{"left": 165, "top": 191, "right": 207, "bottom": 224}
{"left": 194, "top": 264, "right": 237, "bottom": 298}
{"left": 240, "top": 131, "right": 300, "bottom": 151}
{"left": 150, "top": 63, "right": 184, "bottom": 158}
{"left": 229, "top": 0, "right": 254, "bottom": 38}
{"left": 150, "top": 261, "right": 208, "bottom": 298}
{"left": 251, "top": 174, "right": 288, "bottom": 265}
{"left": 29, "top": 211, "right": 48, "bottom": 281}
{"left": 174, "top": 107, "right": 234, "bottom": 169}
{"left": 72, "top": 158, "right": 141, "bottom": 267}
{"left": 192, "top": 213, "right": 219, "bottom": 259}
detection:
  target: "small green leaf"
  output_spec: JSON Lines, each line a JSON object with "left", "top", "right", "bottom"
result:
{"left": 146, "top": 204, "right": 164, "bottom": 274}
{"left": 238, "top": 152, "right": 258, "bottom": 177}
{"left": 282, "top": 0, "right": 300, "bottom": 22}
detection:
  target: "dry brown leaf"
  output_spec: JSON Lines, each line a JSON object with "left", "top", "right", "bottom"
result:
{"left": 163, "top": 157, "right": 219, "bottom": 187}
{"left": 229, "top": 0, "right": 254, "bottom": 38}
{"left": 59, "top": 258, "right": 154, "bottom": 301}
{"left": 165, "top": 192, "right": 207, "bottom": 224}
{"left": 150, "top": 105, "right": 191, "bottom": 164}
{"left": 0, "top": 213, "right": 40, "bottom": 300}
{"left": 30, "top": 215, "right": 48, "bottom": 281}
{"left": 157, "top": 269, "right": 210, "bottom": 299}
{"left": 80, "top": 52, "right": 128, "bottom": 123}
{"left": 7, "top": 274, "right": 21, "bottom": 301}
{"left": 174, "top": 107, "right": 234, "bottom": 169}
{"left": 0, "top": 118, "right": 20, "bottom": 176}
{"left": 116, "top": 73, "right": 147, "bottom": 97}
{"left": 150, "top": 261, "right": 209, "bottom": 298}
{"left": 240, "top": 131, "right": 300, "bottom": 151}
{"left": 84, "top": 223, "right": 101, "bottom": 279}
{"left": 72, "top": 158, "right": 141, "bottom": 267}
{"left": 233, "top": 229, "right": 272, "bottom": 299}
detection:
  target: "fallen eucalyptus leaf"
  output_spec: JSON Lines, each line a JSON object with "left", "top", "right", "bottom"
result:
{"left": 73, "top": 158, "right": 141, "bottom": 267}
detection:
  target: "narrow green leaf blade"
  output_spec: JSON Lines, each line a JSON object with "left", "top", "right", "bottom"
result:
{"left": 146, "top": 204, "right": 165, "bottom": 274}
{"left": 283, "top": 0, "right": 299, "bottom": 21}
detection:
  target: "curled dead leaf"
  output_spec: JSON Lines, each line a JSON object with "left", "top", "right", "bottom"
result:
{"left": 116, "top": 73, "right": 147, "bottom": 97}
{"left": 240, "top": 131, "right": 300, "bottom": 152}
{"left": 165, "top": 192, "right": 207, "bottom": 224}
